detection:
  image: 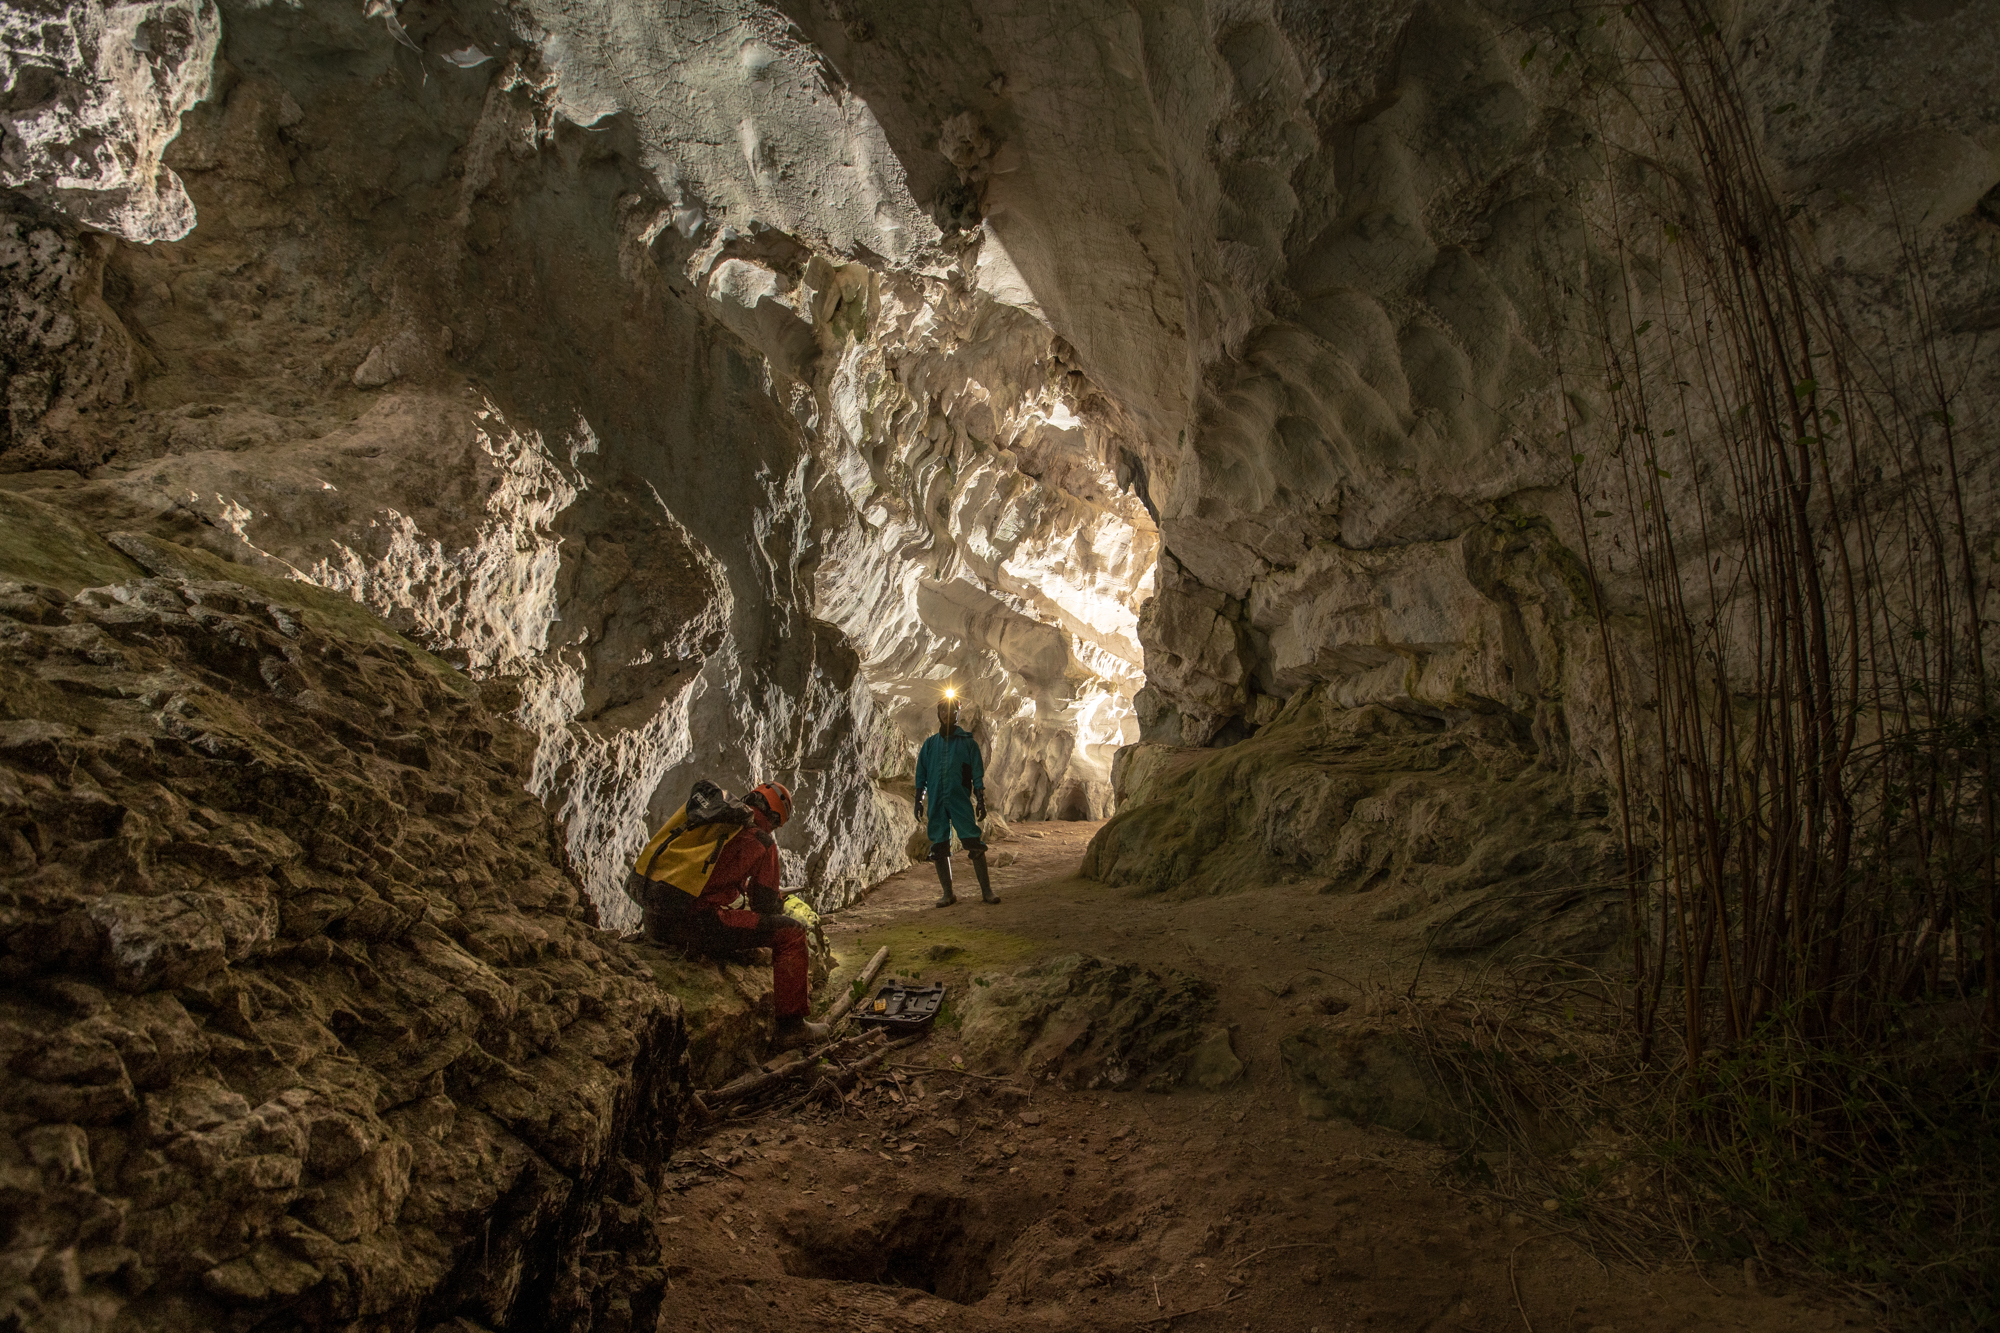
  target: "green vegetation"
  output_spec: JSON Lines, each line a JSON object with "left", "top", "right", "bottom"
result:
{"left": 830, "top": 923, "right": 1041, "bottom": 997}
{"left": 0, "top": 490, "right": 471, "bottom": 694}
{"left": 0, "top": 490, "right": 146, "bottom": 593}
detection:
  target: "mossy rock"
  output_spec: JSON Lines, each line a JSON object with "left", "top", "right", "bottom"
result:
{"left": 0, "top": 490, "right": 470, "bottom": 695}
{"left": 1084, "top": 687, "right": 1626, "bottom": 964}
{"left": 0, "top": 490, "right": 147, "bottom": 594}
{"left": 104, "top": 530, "right": 471, "bottom": 693}
{"left": 957, "top": 953, "right": 1217, "bottom": 1091}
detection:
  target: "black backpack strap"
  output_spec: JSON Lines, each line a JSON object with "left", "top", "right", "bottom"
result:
{"left": 638, "top": 822, "right": 697, "bottom": 880}
{"left": 638, "top": 832, "right": 667, "bottom": 880}
{"left": 702, "top": 823, "right": 752, "bottom": 874}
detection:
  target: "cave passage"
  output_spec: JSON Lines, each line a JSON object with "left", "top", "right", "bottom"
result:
{"left": 1, "top": 0, "right": 1992, "bottom": 1329}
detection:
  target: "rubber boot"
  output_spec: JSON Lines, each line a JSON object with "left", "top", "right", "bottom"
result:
{"left": 970, "top": 850, "right": 999, "bottom": 905}
{"left": 931, "top": 850, "right": 956, "bottom": 907}
{"left": 772, "top": 1014, "right": 829, "bottom": 1052}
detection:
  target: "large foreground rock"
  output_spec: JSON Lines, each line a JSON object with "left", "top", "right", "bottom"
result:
{"left": 0, "top": 498, "right": 686, "bottom": 1333}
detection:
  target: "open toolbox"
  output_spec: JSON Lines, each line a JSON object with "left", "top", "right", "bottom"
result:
{"left": 853, "top": 980, "right": 946, "bottom": 1032}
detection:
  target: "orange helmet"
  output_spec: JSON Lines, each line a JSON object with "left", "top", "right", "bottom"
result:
{"left": 749, "top": 781, "right": 794, "bottom": 827}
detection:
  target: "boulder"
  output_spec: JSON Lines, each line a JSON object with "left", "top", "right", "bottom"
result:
{"left": 0, "top": 517, "right": 688, "bottom": 1333}
{"left": 957, "top": 954, "right": 1217, "bottom": 1091}
{"left": 1084, "top": 689, "right": 1627, "bottom": 965}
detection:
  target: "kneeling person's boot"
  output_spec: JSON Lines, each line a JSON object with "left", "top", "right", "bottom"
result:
{"left": 772, "top": 1014, "right": 829, "bottom": 1051}
{"left": 969, "top": 847, "right": 999, "bottom": 905}
{"left": 930, "top": 843, "right": 956, "bottom": 907}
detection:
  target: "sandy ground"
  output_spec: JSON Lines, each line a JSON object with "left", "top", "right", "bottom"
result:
{"left": 655, "top": 821, "right": 1869, "bottom": 1333}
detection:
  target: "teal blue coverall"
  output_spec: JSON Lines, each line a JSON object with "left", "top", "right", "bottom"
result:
{"left": 915, "top": 725, "right": 985, "bottom": 850}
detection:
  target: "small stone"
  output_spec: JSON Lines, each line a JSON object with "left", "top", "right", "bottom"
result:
{"left": 1186, "top": 1026, "right": 1244, "bottom": 1090}
{"left": 1018, "top": 1110, "right": 1043, "bottom": 1126}
{"left": 1541, "top": 1198, "right": 1561, "bottom": 1212}
{"left": 22, "top": 1124, "right": 93, "bottom": 1187}
{"left": 201, "top": 1245, "right": 324, "bottom": 1305}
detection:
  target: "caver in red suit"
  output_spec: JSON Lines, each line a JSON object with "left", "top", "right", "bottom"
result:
{"left": 639, "top": 781, "right": 828, "bottom": 1050}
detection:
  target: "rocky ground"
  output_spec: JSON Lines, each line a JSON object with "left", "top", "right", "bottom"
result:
{"left": 654, "top": 821, "right": 1864, "bottom": 1333}
{"left": 0, "top": 480, "right": 1886, "bottom": 1333}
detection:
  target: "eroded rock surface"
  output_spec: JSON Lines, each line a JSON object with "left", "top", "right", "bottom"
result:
{"left": 1085, "top": 686, "right": 1626, "bottom": 965}
{"left": 0, "top": 499, "right": 686, "bottom": 1333}
{"left": 792, "top": 0, "right": 1999, "bottom": 923}
{"left": 0, "top": 0, "right": 218, "bottom": 242}
{"left": 2, "top": 0, "right": 1993, "bottom": 1075}
{"left": 0, "top": 0, "right": 1171, "bottom": 928}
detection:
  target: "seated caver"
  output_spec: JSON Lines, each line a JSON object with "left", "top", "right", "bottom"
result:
{"left": 625, "top": 779, "right": 829, "bottom": 1051}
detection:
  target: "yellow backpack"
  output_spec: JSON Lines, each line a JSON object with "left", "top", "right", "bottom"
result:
{"left": 633, "top": 781, "right": 754, "bottom": 899}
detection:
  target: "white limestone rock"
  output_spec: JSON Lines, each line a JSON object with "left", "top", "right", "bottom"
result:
{"left": 0, "top": 0, "right": 219, "bottom": 241}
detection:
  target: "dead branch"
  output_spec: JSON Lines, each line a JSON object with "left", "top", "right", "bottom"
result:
{"left": 696, "top": 1030, "right": 883, "bottom": 1113}
{"left": 823, "top": 945, "right": 891, "bottom": 1026}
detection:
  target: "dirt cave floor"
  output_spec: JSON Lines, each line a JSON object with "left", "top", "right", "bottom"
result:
{"left": 654, "top": 821, "right": 1864, "bottom": 1333}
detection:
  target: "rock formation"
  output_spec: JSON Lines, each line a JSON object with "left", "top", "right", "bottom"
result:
{"left": 0, "top": 496, "right": 683, "bottom": 1333}
{"left": 0, "top": 0, "right": 218, "bottom": 243}
{"left": 1, "top": 0, "right": 1181, "bottom": 926}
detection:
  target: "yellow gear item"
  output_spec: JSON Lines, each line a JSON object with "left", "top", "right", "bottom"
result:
{"left": 781, "top": 893, "right": 819, "bottom": 931}
{"left": 632, "top": 801, "right": 746, "bottom": 899}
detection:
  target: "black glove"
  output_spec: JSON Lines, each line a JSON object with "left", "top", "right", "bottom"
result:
{"left": 975, "top": 791, "right": 986, "bottom": 820}
{"left": 914, "top": 796, "right": 925, "bottom": 823}
{"left": 749, "top": 883, "right": 785, "bottom": 916}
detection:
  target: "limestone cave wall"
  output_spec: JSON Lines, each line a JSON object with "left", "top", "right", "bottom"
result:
{"left": 779, "top": 0, "right": 1999, "bottom": 924}
{"left": 0, "top": 495, "right": 685, "bottom": 1333}
{"left": 2, "top": 1, "right": 1997, "bottom": 1328}
{"left": 2, "top": 0, "right": 1164, "bottom": 928}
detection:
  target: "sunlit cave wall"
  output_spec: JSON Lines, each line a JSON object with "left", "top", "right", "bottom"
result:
{"left": 501, "top": 0, "right": 1164, "bottom": 828}
{"left": 798, "top": 261, "right": 1157, "bottom": 822}
{"left": 0, "top": 0, "right": 1161, "bottom": 926}
{"left": 784, "top": 0, "right": 2000, "bottom": 785}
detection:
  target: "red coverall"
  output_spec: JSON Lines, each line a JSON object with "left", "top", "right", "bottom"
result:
{"left": 686, "top": 813, "right": 810, "bottom": 1018}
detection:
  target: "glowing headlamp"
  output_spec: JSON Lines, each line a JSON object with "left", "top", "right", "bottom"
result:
{"left": 944, "top": 687, "right": 957, "bottom": 700}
